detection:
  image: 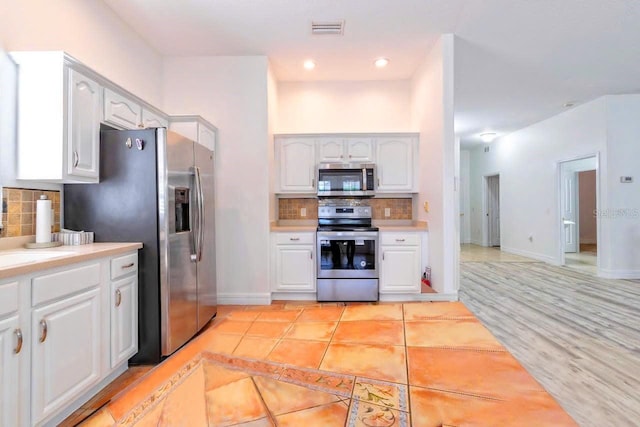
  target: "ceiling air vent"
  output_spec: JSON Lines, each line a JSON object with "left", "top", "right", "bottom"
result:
{"left": 311, "top": 21, "right": 345, "bottom": 35}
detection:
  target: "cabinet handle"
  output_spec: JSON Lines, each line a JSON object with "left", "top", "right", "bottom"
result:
{"left": 382, "top": 252, "right": 385, "bottom": 261}
{"left": 14, "top": 329, "right": 23, "bottom": 354}
{"left": 395, "top": 238, "right": 406, "bottom": 242}
{"left": 138, "top": 123, "right": 145, "bottom": 129}
{"left": 115, "top": 289, "right": 122, "bottom": 307}
{"left": 310, "top": 251, "right": 313, "bottom": 260}
{"left": 289, "top": 237, "right": 300, "bottom": 241}
{"left": 39, "top": 320, "right": 48, "bottom": 343}
{"left": 73, "top": 150, "right": 79, "bottom": 168}
{"left": 311, "top": 178, "right": 315, "bottom": 188}
{"left": 340, "top": 155, "right": 344, "bottom": 159}
{"left": 121, "top": 262, "right": 135, "bottom": 269}
{"left": 349, "top": 154, "right": 352, "bottom": 158}
{"left": 377, "top": 178, "right": 380, "bottom": 186}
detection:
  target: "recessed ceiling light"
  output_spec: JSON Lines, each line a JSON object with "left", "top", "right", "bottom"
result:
{"left": 374, "top": 57, "right": 389, "bottom": 68}
{"left": 303, "top": 60, "right": 316, "bottom": 70}
{"left": 480, "top": 132, "right": 497, "bottom": 143}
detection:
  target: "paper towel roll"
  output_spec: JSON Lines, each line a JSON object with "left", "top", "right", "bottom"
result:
{"left": 36, "top": 195, "right": 52, "bottom": 243}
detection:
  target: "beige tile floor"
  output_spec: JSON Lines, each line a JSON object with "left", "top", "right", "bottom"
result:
{"left": 76, "top": 302, "right": 577, "bottom": 426}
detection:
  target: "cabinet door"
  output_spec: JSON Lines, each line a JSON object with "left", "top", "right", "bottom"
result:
{"left": 275, "top": 245, "right": 315, "bottom": 291}
{"left": 68, "top": 69, "right": 101, "bottom": 180}
{"left": 198, "top": 124, "right": 216, "bottom": 151}
{"left": 104, "top": 88, "right": 142, "bottom": 129}
{"left": 317, "top": 138, "right": 345, "bottom": 163}
{"left": 376, "top": 137, "right": 414, "bottom": 192}
{"left": 278, "top": 138, "right": 316, "bottom": 192}
{"left": 0, "top": 315, "right": 21, "bottom": 427}
{"left": 111, "top": 276, "right": 138, "bottom": 368}
{"left": 141, "top": 108, "right": 168, "bottom": 129}
{"left": 346, "top": 138, "right": 374, "bottom": 163}
{"left": 31, "top": 288, "right": 101, "bottom": 424}
{"left": 380, "top": 246, "right": 420, "bottom": 293}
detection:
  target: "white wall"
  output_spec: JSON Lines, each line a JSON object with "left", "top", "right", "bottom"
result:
{"left": 469, "top": 98, "right": 608, "bottom": 263}
{"left": 411, "top": 34, "right": 457, "bottom": 295}
{"left": 267, "top": 64, "right": 278, "bottom": 222}
{"left": 277, "top": 80, "right": 412, "bottom": 133}
{"left": 601, "top": 95, "right": 640, "bottom": 277}
{"left": 162, "top": 56, "right": 272, "bottom": 303}
{"left": 460, "top": 149, "right": 471, "bottom": 243}
{"left": 0, "top": 0, "right": 163, "bottom": 106}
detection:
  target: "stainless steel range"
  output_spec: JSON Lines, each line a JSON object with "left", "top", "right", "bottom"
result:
{"left": 316, "top": 199, "right": 379, "bottom": 301}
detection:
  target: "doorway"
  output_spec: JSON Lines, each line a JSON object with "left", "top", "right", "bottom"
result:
{"left": 558, "top": 155, "right": 598, "bottom": 274}
{"left": 486, "top": 174, "right": 500, "bottom": 247}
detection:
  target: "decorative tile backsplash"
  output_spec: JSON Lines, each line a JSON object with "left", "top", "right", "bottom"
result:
{"left": 278, "top": 198, "right": 413, "bottom": 220}
{"left": 0, "top": 188, "right": 61, "bottom": 237}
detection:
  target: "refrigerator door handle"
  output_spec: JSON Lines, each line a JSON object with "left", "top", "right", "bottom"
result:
{"left": 195, "top": 166, "right": 205, "bottom": 261}
{"left": 191, "top": 167, "right": 200, "bottom": 262}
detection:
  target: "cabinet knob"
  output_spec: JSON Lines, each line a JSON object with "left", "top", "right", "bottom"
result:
{"left": 115, "top": 289, "right": 122, "bottom": 307}
{"left": 39, "top": 319, "right": 48, "bottom": 343}
{"left": 14, "top": 329, "right": 23, "bottom": 354}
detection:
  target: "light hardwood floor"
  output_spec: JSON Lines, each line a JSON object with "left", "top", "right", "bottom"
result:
{"left": 459, "top": 245, "right": 640, "bottom": 427}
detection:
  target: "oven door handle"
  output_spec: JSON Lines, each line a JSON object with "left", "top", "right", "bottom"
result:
{"left": 317, "top": 232, "right": 378, "bottom": 239}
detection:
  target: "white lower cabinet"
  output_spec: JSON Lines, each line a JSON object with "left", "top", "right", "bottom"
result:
{"left": 110, "top": 276, "right": 138, "bottom": 368}
{"left": 0, "top": 314, "right": 21, "bottom": 427}
{"left": 379, "top": 232, "right": 422, "bottom": 294}
{"left": 0, "top": 250, "right": 139, "bottom": 426}
{"left": 272, "top": 232, "right": 316, "bottom": 293}
{"left": 31, "top": 288, "right": 101, "bottom": 424}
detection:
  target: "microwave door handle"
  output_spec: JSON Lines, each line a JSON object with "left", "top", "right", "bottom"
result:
{"left": 362, "top": 168, "right": 367, "bottom": 191}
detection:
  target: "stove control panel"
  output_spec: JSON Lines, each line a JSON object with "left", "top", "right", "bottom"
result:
{"left": 318, "top": 206, "right": 372, "bottom": 218}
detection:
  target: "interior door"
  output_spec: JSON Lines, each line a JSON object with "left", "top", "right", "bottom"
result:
{"left": 562, "top": 170, "right": 578, "bottom": 253}
{"left": 487, "top": 175, "right": 501, "bottom": 247}
{"left": 163, "top": 131, "right": 198, "bottom": 355}
{"left": 194, "top": 143, "right": 217, "bottom": 328}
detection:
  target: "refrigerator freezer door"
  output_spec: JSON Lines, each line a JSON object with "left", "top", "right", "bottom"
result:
{"left": 161, "top": 131, "right": 199, "bottom": 356}
{"left": 194, "top": 143, "right": 217, "bottom": 328}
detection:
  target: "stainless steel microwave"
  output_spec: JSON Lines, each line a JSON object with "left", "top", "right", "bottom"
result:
{"left": 317, "top": 163, "right": 375, "bottom": 197}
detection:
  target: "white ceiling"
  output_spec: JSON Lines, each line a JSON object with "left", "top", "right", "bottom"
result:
{"left": 103, "top": 0, "right": 640, "bottom": 147}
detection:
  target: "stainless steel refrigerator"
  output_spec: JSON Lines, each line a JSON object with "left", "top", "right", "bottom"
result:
{"left": 64, "top": 128, "right": 217, "bottom": 363}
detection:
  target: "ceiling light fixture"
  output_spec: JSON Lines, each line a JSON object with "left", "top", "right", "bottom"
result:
{"left": 374, "top": 57, "right": 389, "bottom": 68}
{"left": 479, "top": 132, "right": 497, "bottom": 143}
{"left": 303, "top": 60, "right": 316, "bottom": 70}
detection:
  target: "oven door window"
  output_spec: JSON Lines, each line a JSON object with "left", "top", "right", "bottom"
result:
{"left": 319, "top": 238, "right": 376, "bottom": 271}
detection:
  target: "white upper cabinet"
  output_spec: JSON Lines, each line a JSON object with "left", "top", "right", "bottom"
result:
{"left": 104, "top": 88, "right": 169, "bottom": 130}
{"left": 276, "top": 137, "right": 317, "bottom": 193}
{"left": 375, "top": 136, "right": 417, "bottom": 192}
{"left": 67, "top": 69, "right": 101, "bottom": 179}
{"left": 317, "top": 137, "right": 374, "bottom": 164}
{"left": 12, "top": 52, "right": 102, "bottom": 183}
{"left": 141, "top": 108, "right": 169, "bottom": 129}
{"left": 103, "top": 88, "right": 142, "bottom": 129}
{"left": 170, "top": 115, "right": 218, "bottom": 151}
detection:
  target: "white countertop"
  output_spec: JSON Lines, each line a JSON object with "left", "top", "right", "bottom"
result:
{"left": 0, "top": 242, "right": 143, "bottom": 279}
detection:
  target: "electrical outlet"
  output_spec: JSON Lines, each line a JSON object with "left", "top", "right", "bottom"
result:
{"left": 423, "top": 201, "right": 429, "bottom": 212}
{"left": 384, "top": 208, "right": 391, "bottom": 217}
{"left": 300, "top": 207, "right": 307, "bottom": 217}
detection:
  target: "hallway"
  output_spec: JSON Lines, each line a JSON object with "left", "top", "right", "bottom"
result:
{"left": 459, "top": 245, "right": 640, "bottom": 426}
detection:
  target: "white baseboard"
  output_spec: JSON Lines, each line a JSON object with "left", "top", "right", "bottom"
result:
{"left": 580, "top": 238, "right": 597, "bottom": 244}
{"left": 500, "top": 246, "right": 558, "bottom": 264}
{"left": 379, "top": 292, "right": 458, "bottom": 302}
{"left": 271, "top": 292, "right": 317, "bottom": 301}
{"left": 218, "top": 293, "right": 272, "bottom": 305}
{"left": 470, "top": 238, "right": 484, "bottom": 246}
{"left": 598, "top": 269, "right": 640, "bottom": 280}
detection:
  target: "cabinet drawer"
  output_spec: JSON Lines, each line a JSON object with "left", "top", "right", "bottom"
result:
{"left": 0, "top": 281, "right": 19, "bottom": 317}
{"left": 275, "top": 233, "right": 315, "bottom": 245}
{"left": 111, "top": 253, "right": 138, "bottom": 280}
{"left": 32, "top": 263, "right": 101, "bottom": 306}
{"left": 380, "top": 233, "right": 420, "bottom": 246}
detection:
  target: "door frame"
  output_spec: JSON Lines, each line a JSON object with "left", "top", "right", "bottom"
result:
{"left": 482, "top": 173, "right": 500, "bottom": 247}
{"left": 556, "top": 153, "right": 600, "bottom": 267}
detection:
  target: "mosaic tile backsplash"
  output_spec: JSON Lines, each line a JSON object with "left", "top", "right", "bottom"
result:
{"left": 278, "top": 198, "right": 413, "bottom": 220}
{"left": 0, "top": 188, "right": 61, "bottom": 237}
